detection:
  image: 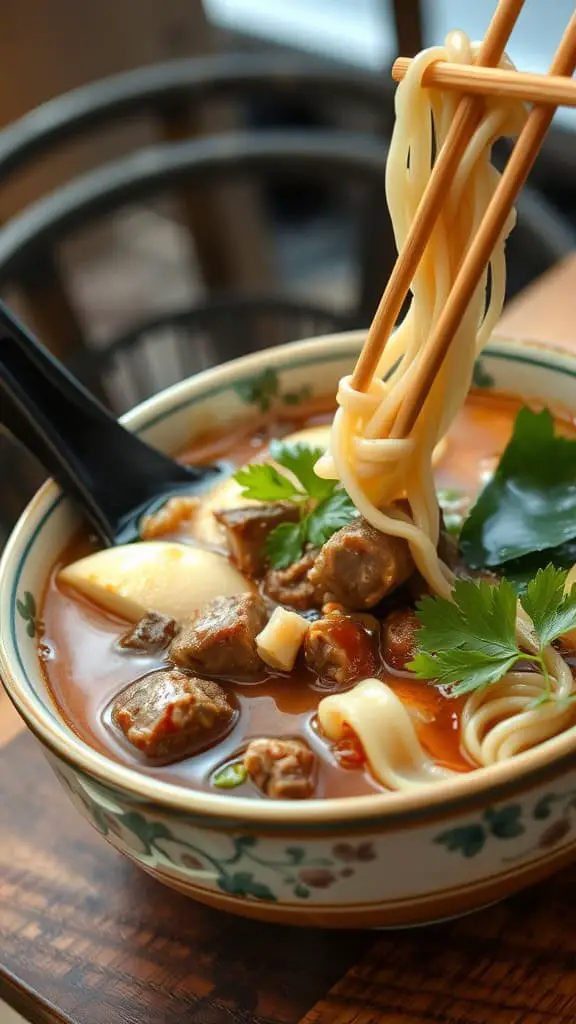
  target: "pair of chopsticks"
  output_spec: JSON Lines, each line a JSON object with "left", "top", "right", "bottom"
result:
{"left": 351, "top": 0, "right": 525, "bottom": 394}
{"left": 352, "top": 0, "right": 576, "bottom": 441}
{"left": 392, "top": 57, "right": 576, "bottom": 108}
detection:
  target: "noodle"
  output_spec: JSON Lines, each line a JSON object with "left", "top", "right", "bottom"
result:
{"left": 318, "top": 679, "right": 456, "bottom": 789}
{"left": 316, "top": 31, "right": 525, "bottom": 598}
{"left": 316, "top": 31, "right": 576, "bottom": 786}
{"left": 461, "top": 610, "right": 575, "bottom": 764}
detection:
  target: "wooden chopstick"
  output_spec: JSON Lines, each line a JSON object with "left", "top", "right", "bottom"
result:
{"left": 392, "top": 11, "right": 576, "bottom": 440}
{"left": 350, "top": 0, "right": 525, "bottom": 393}
{"left": 393, "top": 57, "right": 576, "bottom": 107}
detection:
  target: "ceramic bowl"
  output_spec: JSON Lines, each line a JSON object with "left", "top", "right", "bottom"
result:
{"left": 3, "top": 331, "right": 576, "bottom": 929}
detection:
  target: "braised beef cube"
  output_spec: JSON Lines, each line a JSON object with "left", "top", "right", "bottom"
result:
{"left": 244, "top": 737, "right": 316, "bottom": 799}
{"left": 304, "top": 612, "right": 379, "bottom": 685}
{"left": 214, "top": 503, "right": 300, "bottom": 577}
{"left": 113, "top": 669, "right": 235, "bottom": 760}
{"left": 170, "top": 593, "right": 267, "bottom": 676}
{"left": 264, "top": 550, "right": 323, "bottom": 611}
{"left": 118, "top": 611, "right": 179, "bottom": 654}
{"left": 308, "top": 517, "right": 414, "bottom": 609}
{"left": 382, "top": 608, "right": 420, "bottom": 671}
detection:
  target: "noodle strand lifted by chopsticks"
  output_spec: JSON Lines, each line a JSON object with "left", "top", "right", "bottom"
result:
{"left": 317, "top": 31, "right": 525, "bottom": 600}
{"left": 316, "top": 31, "right": 576, "bottom": 780}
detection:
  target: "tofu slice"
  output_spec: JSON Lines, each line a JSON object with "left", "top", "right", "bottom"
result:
{"left": 58, "top": 541, "right": 250, "bottom": 623}
{"left": 256, "top": 607, "right": 309, "bottom": 672}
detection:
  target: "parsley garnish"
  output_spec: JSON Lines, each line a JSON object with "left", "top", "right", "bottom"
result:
{"left": 409, "top": 566, "right": 576, "bottom": 699}
{"left": 234, "top": 462, "right": 302, "bottom": 502}
{"left": 233, "top": 441, "right": 356, "bottom": 568}
{"left": 522, "top": 566, "right": 576, "bottom": 647}
{"left": 265, "top": 521, "right": 306, "bottom": 570}
{"left": 268, "top": 440, "right": 334, "bottom": 500}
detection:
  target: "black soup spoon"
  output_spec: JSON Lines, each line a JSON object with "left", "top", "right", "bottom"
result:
{"left": 0, "top": 301, "right": 226, "bottom": 545}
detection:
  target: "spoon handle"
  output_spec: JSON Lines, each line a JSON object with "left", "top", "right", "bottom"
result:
{"left": 0, "top": 302, "right": 197, "bottom": 545}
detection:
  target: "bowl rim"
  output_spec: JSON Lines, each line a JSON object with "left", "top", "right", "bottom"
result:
{"left": 4, "top": 329, "right": 576, "bottom": 828}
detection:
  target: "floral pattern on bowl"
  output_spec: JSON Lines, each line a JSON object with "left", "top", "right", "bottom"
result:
{"left": 51, "top": 757, "right": 376, "bottom": 903}
{"left": 46, "top": 746, "right": 576, "bottom": 919}
{"left": 435, "top": 791, "right": 576, "bottom": 860}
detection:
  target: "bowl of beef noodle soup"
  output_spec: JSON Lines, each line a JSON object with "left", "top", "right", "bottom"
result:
{"left": 4, "top": 32, "right": 576, "bottom": 927}
{"left": 3, "top": 329, "right": 576, "bottom": 927}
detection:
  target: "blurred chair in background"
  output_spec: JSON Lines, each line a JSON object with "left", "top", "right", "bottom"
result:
{"left": 0, "top": 54, "right": 401, "bottom": 400}
{"left": 0, "top": 49, "right": 573, "bottom": 543}
{"left": 0, "top": 55, "right": 398, "bottom": 540}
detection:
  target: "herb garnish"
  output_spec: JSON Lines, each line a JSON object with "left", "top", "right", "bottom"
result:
{"left": 234, "top": 441, "right": 356, "bottom": 569}
{"left": 213, "top": 762, "right": 248, "bottom": 789}
{"left": 409, "top": 566, "right": 576, "bottom": 698}
{"left": 460, "top": 408, "right": 576, "bottom": 572}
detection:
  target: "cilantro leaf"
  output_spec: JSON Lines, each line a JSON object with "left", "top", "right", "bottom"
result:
{"left": 265, "top": 493, "right": 356, "bottom": 567}
{"left": 269, "top": 441, "right": 334, "bottom": 500}
{"left": 460, "top": 408, "right": 576, "bottom": 569}
{"left": 412, "top": 593, "right": 477, "bottom": 652}
{"left": 520, "top": 564, "right": 576, "bottom": 647}
{"left": 234, "top": 441, "right": 357, "bottom": 569}
{"left": 415, "top": 578, "right": 518, "bottom": 658}
{"left": 234, "top": 462, "right": 302, "bottom": 502}
{"left": 410, "top": 648, "right": 520, "bottom": 695}
{"left": 265, "top": 521, "right": 305, "bottom": 569}
{"left": 451, "top": 577, "right": 518, "bottom": 657}
{"left": 306, "top": 491, "right": 357, "bottom": 547}
{"left": 410, "top": 571, "right": 576, "bottom": 700}
{"left": 409, "top": 577, "right": 523, "bottom": 695}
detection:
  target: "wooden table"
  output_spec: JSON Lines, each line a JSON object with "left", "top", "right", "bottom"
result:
{"left": 2, "top": 254, "right": 576, "bottom": 1024}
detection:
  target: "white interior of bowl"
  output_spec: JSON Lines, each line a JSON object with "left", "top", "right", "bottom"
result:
{"left": 4, "top": 330, "right": 576, "bottom": 825}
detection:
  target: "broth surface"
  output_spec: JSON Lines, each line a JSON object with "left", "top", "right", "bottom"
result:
{"left": 40, "top": 392, "right": 576, "bottom": 799}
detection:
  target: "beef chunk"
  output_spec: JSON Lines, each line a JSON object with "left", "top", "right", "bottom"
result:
{"left": 170, "top": 593, "right": 267, "bottom": 677}
{"left": 214, "top": 503, "right": 300, "bottom": 577}
{"left": 264, "top": 550, "right": 323, "bottom": 611}
{"left": 244, "top": 737, "right": 316, "bottom": 799}
{"left": 308, "top": 517, "right": 414, "bottom": 609}
{"left": 304, "top": 611, "right": 379, "bottom": 685}
{"left": 118, "top": 611, "right": 179, "bottom": 654}
{"left": 382, "top": 608, "right": 420, "bottom": 671}
{"left": 113, "top": 669, "right": 235, "bottom": 760}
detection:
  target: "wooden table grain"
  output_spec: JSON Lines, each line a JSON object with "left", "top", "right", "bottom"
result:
{"left": 1, "top": 253, "right": 576, "bottom": 1024}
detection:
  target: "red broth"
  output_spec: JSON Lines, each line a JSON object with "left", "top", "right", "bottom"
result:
{"left": 39, "top": 392, "right": 576, "bottom": 799}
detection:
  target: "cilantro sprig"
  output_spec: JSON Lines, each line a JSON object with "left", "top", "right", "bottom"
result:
{"left": 409, "top": 565, "right": 576, "bottom": 699}
{"left": 233, "top": 440, "right": 356, "bottom": 569}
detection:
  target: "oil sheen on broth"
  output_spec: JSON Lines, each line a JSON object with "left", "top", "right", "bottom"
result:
{"left": 39, "top": 392, "right": 575, "bottom": 800}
